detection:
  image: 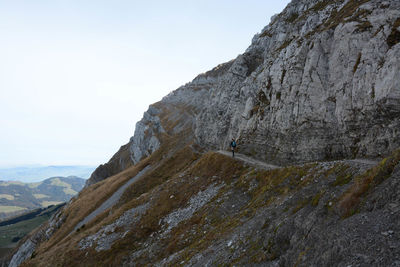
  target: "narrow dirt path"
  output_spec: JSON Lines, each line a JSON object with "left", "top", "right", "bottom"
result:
{"left": 217, "top": 150, "right": 380, "bottom": 170}
{"left": 217, "top": 150, "right": 280, "bottom": 170}
{"left": 72, "top": 165, "right": 151, "bottom": 233}
{"left": 349, "top": 158, "right": 381, "bottom": 166}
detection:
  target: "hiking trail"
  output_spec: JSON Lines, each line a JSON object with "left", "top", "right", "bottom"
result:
{"left": 217, "top": 150, "right": 381, "bottom": 170}
{"left": 217, "top": 150, "right": 280, "bottom": 170}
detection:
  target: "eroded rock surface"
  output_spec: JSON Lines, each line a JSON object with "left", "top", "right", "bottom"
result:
{"left": 79, "top": 203, "right": 149, "bottom": 252}
{"left": 161, "top": 183, "right": 223, "bottom": 234}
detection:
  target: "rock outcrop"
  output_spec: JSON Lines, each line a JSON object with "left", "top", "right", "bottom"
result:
{"left": 88, "top": 0, "right": 400, "bottom": 185}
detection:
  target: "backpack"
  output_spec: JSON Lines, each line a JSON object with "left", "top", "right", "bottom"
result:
{"left": 231, "top": 140, "right": 236, "bottom": 147}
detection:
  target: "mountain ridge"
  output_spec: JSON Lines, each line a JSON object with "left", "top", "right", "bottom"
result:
{"left": 0, "top": 176, "right": 85, "bottom": 220}
{"left": 88, "top": 0, "right": 400, "bottom": 186}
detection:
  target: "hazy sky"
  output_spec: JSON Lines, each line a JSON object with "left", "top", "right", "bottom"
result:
{"left": 0, "top": 0, "right": 290, "bottom": 167}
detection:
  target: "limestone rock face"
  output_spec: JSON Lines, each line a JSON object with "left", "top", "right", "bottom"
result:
{"left": 86, "top": 107, "right": 164, "bottom": 186}
{"left": 89, "top": 0, "right": 400, "bottom": 184}
{"left": 195, "top": 0, "right": 400, "bottom": 165}
{"left": 128, "top": 106, "right": 164, "bottom": 165}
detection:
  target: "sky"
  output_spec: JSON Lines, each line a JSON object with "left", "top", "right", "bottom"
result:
{"left": 0, "top": 0, "right": 290, "bottom": 167}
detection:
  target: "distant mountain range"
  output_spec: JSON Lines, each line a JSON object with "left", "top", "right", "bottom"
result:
{"left": 0, "top": 176, "right": 86, "bottom": 220}
{"left": 0, "top": 165, "right": 95, "bottom": 183}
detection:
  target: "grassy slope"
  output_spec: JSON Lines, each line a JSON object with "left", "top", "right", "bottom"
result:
{"left": 21, "top": 148, "right": 400, "bottom": 266}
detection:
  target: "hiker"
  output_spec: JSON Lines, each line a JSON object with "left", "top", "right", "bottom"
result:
{"left": 230, "top": 138, "right": 237, "bottom": 157}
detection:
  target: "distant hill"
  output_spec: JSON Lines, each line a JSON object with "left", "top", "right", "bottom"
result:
{"left": 0, "top": 176, "right": 85, "bottom": 220}
{"left": 0, "top": 165, "right": 95, "bottom": 183}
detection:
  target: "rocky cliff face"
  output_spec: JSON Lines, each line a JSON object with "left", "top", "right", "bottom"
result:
{"left": 9, "top": 0, "right": 400, "bottom": 266}
{"left": 88, "top": 0, "right": 400, "bottom": 185}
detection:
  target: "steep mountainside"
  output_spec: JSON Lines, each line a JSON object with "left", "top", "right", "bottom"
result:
{"left": 88, "top": 0, "right": 400, "bottom": 185}
{"left": 0, "top": 177, "right": 85, "bottom": 220}
{"left": 9, "top": 0, "right": 400, "bottom": 266}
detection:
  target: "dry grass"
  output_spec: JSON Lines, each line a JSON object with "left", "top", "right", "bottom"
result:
{"left": 23, "top": 149, "right": 243, "bottom": 266}
{"left": 23, "top": 101, "right": 200, "bottom": 266}
{"left": 304, "top": 0, "right": 370, "bottom": 39}
{"left": 276, "top": 39, "right": 294, "bottom": 53}
{"left": 311, "top": 190, "right": 324, "bottom": 206}
{"left": 323, "top": 0, "right": 370, "bottom": 31}
{"left": 387, "top": 18, "right": 400, "bottom": 48}
{"left": 236, "top": 163, "right": 318, "bottom": 214}
{"left": 121, "top": 152, "right": 246, "bottom": 264}
{"left": 119, "top": 145, "right": 198, "bottom": 205}
{"left": 310, "top": 1, "right": 330, "bottom": 12}
{"left": 78, "top": 142, "right": 200, "bottom": 235}
{"left": 338, "top": 149, "right": 400, "bottom": 217}
{"left": 296, "top": 1, "right": 331, "bottom": 24}
{"left": 326, "top": 163, "right": 352, "bottom": 186}
{"left": 353, "top": 52, "right": 362, "bottom": 74}
{"left": 35, "top": 158, "right": 151, "bottom": 253}
{"left": 90, "top": 152, "right": 244, "bottom": 265}
{"left": 23, "top": 146, "right": 381, "bottom": 266}
{"left": 286, "top": 13, "right": 299, "bottom": 23}
{"left": 356, "top": 20, "right": 372, "bottom": 32}
{"left": 188, "top": 152, "right": 245, "bottom": 182}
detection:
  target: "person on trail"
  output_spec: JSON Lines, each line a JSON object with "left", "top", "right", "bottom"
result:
{"left": 230, "top": 138, "right": 237, "bottom": 157}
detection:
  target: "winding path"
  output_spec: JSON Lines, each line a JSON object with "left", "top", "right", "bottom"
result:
{"left": 72, "top": 165, "right": 151, "bottom": 233}
{"left": 217, "top": 150, "right": 380, "bottom": 170}
{"left": 217, "top": 150, "right": 280, "bottom": 170}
